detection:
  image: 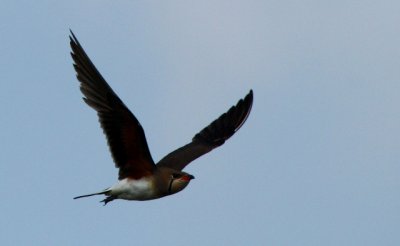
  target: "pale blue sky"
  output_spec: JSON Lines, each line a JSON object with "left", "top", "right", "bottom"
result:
{"left": 1, "top": 1, "right": 399, "bottom": 245}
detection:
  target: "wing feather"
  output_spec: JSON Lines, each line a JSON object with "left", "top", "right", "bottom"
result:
{"left": 157, "top": 90, "right": 253, "bottom": 170}
{"left": 70, "top": 31, "right": 155, "bottom": 180}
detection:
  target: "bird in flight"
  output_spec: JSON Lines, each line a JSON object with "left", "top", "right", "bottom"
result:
{"left": 70, "top": 31, "right": 254, "bottom": 205}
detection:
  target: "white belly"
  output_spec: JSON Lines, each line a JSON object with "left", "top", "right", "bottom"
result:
{"left": 108, "top": 178, "right": 156, "bottom": 201}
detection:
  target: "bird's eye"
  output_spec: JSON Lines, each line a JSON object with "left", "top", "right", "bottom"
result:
{"left": 172, "top": 173, "right": 182, "bottom": 179}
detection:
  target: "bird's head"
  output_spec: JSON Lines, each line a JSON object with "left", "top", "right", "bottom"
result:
{"left": 166, "top": 171, "right": 195, "bottom": 195}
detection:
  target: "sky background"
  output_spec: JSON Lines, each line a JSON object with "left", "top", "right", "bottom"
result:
{"left": 1, "top": 1, "right": 399, "bottom": 245}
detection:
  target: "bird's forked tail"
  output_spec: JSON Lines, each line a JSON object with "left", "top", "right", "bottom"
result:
{"left": 74, "top": 189, "right": 116, "bottom": 205}
{"left": 73, "top": 190, "right": 108, "bottom": 200}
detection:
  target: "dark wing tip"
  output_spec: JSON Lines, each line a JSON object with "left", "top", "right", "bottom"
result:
{"left": 193, "top": 90, "right": 254, "bottom": 146}
{"left": 69, "top": 30, "right": 83, "bottom": 55}
{"left": 234, "top": 89, "right": 253, "bottom": 131}
{"left": 69, "top": 29, "right": 77, "bottom": 43}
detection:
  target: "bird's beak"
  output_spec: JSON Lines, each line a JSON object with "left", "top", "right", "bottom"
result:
{"left": 181, "top": 174, "right": 195, "bottom": 181}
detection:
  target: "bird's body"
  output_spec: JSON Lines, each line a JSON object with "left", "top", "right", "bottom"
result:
{"left": 108, "top": 177, "right": 156, "bottom": 201}
{"left": 106, "top": 167, "right": 193, "bottom": 201}
{"left": 70, "top": 31, "right": 253, "bottom": 205}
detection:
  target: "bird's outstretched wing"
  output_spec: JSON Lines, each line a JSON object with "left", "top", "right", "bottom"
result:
{"left": 70, "top": 31, "right": 155, "bottom": 180}
{"left": 157, "top": 90, "right": 253, "bottom": 171}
